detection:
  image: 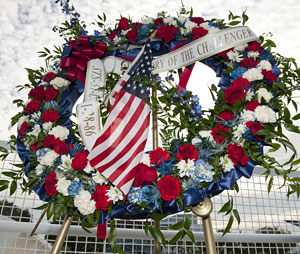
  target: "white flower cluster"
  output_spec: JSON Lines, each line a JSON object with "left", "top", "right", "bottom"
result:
{"left": 49, "top": 126, "right": 69, "bottom": 140}
{"left": 106, "top": 187, "right": 124, "bottom": 204}
{"left": 38, "top": 150, "right": 59, "bottom": 166}
{"left": 220, "top": 155, "right": 235, "bottom": 172}
{"left": 50, "top": 77, "right": 71, "bottom": 90}
{"left": 56, "top": 177, "right": 71, "bottom": 196}
{"left": 176, "top": 159, "right": 195, "bottom": 177}
{"left": 74, "top": 190, "right": 96, "bottom": 215}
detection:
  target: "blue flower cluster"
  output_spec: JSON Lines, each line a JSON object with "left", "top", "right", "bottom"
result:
{"left": 189, "top": 159, "right": 214, "bottom": 184}
{"left": 68, "top": 180, "right": 83, "bottom": 198}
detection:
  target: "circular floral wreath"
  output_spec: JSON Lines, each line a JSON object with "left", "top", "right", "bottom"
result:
{"left": 4, "top": 4, "right": 300, "bottom": 247}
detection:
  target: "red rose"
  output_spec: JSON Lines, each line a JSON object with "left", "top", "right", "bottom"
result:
{"left": 72, "top": 150, "right": 89, "bottom": 170}
{"left": 54, "top": 141, "right": 73, "bottom": 155}
{"left": 240, "top": 58, "right": 259, "bottom": 68}
{"left": 42, "top": 110, "right": 60, "bottom": 122}
{"left": 108, "top": 31, "right": 118, "bottom": 41}
{"left": 18, "top": 122, "right": 29, "bottom": 138}
{"left": 190, "top": 17, "right": 205, "bottom": 25}
{"left": 43, "top": 72, "right": 57, "bottom": 82}
{"left": 246, "top": 121, "right": 265, "bottom": 141}
{"left": 227, "top": 144, "right": 248, "bottom": 166}
{"left": 45, "top": 87, "right": 58, "bottom": 102}
{"left": 45, "top": 172, "right": 58, "bottom": 196}
{"left": 247, "top": 41, "right": 262, "bottom": 55}
{"left": 224, "top": 84, "right": 246, "bottom": 104}
{"left": 154, "top": 18, "right": 164, "bottom": 26}
{"left": 176, "top": 144, "right": 199, "bottom": 162}
{"left": 92, "top": 185, "right": 112, "bottom": 211}
{"left": 43, "top": 134, "right": 58, "bottom": 148}
{"left": 133, "top": 163, "right": 157, "bottom": 187}
{"left": 192, "top": 27, "right": 208, "bottom": 40}
{"left": 217, "top": 110, "right": 235, "bottom": 122}
{"left": 262, "top": 69, "right": 277, "bottom": 83}
{"left": 246, "top": 100, "right": 261, "bottom": 111}
{"left": 25, "top": 100, "right": 40, "bottom": 114}
{"left": 126, "top": 26, "right": 138, "bottom": 42}
{"left": 219, "top": 48, "right": 234, "bottom": 59}
{"left": 117, "top": 17, "right": 129, "bottom": 31}
{"left": 211, "top": 124, "right": 229, "bottom": 144}
{"left": 157, "top": 175, "right": 181, "bottom": 201}
{"left": 157, "top": 24, "right": 178, "bottom": 44}
{"left": 150, "top": 147, "right": 170, "bottom": 165}
{"left": 28, "top": 86, "right": 45, "bottom": 101}
{"left": 232, "top": 77, "right": 251, "bottom": 89}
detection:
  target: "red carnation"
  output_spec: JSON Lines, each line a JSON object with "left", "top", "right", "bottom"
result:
{"left": 176, "top": 144, "right": 199, "bottom": 162}
{"left": 149, "top": 147, "right": 170, "bottom": 165}
{"left": 192, "top": 27, "right": 208, "bottom": 40}
{"left": 43, "top": 72, "right": 57, "bottom": 82}
{"left": 30, "top": 142, "right": 39, "bottom": 152}
{"left": 28, "top": 86, "right": 45, "bottom": 101}
{"left": 227, "top": 144, "right": 248, "bottom": 166}
{"left": 157, "top": 175, "right": 181, "bottom": 201}
{"left": 247, "top": 41, "right": 262, "bottom": 55}
{"left": 224, "top": 84, "right": 246, "bottom": 105}
{"left": 54, "top": 141, "right": 73, "bottom": 155}
{"left": 240, "top": 58, "right": 259, "bottom": 68}
{"left": 45, "top": 87, "right": 58, "bottom": 102}
{"left": 117, "top": 17, "right": 129, "bottom": 31}
{"left": 217, "top": 110, "right": 235, "bottom": 122}
{"left": 108, "top": 31, "right": 118, "bottom": 41}
{"left": 42, "top": 110, "right": 60, "bottom": 122}
{"left": 72, "top": 150, "right": 89, "bottom": 170}
{"left": 18, "top": 122, "right": 29, "bottom": 138}
{"left": 45, "top": 172, "right": 58, "bottom": 196}
{"left": 126, "top": 26, "right": 138, "bottom": 42}
{"left": 157, "top": 24, "right": 178, "bottom": 44}
{"left": 246, "top": 100, "right": 261, "bottom": 111}
{"left": 211, "top": 124, "right": 229, "bottom": 144}
{"left": 133, "top": 163, "right": 157, "bottom": 187}
{"left": 262, "top": 69, "right": 277, "bottom": 83}
{"left": 43, "top": 135, "right": 58, "bottom": 148}
{"left": 219, "top": 48, "right": 234, "bottom": 59}
{"left": 25, "top": 100, "right": 40, "bottom": 114}
{"left": 134, "top": 22, "right": 143, "bottom": 27}
{"left": 92, "top": 185, "right": 112, "bottom": 211}
{"left": 190, "top": 17, "right": 205, "bottom": 25}
{"left": 154, "top": 17, "right": 164, "bottom": 26}
{"left": 246, "top": 121, "right": 265, "bottom": 141}
{"left": 232, "top": 77, "right": 251, "bottom": 89}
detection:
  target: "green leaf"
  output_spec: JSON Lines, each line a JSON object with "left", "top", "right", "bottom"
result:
{"left": 33, "top": 203, "right": 49, "bottom": 210}
{"left": 183, "top": 216, "right": 191, "bottom": 230}
{"left": 232, "top": 209, "right": 240, "bottom": 224}
{"left": 292, "top": 113, "right": 300, "bottom": 120}
{"left": 149, "top": 213, "right": 167, "bottom": 221}
{"left": 168, "top": 219, "right": 184, "bottom": 230}
{"left": 2, "top": 171, "right": 17, "bottom": 178}
{"left": 47, "top": 202, "right": 54, "bottom": 220}
{"left": 185, "top": 228, "right": 195, "bottom": 243}
{"left": 222, "top": 215, "right": 234, "bottom": 236}
{"left": 228, "top": 20, "right": 241, "bottom": 26}
{"left": 218, "top": 198, "right": 233, "bottom": 214}
{"left": 144, "top": 219, "right": 149, "bottom": 236}
{"left": 168, "top": 230, "right": 184, "bottom": 245}
{"left": 0, "top": 180, "right": 9, "bottom": 191}
{"left": 268, "top": 176, "right": 273, "bottom": 192}
{"left": 292, "top": 159, "right": 300, "bottom": 166}
{"left": 10, "top": 180, "right": 17, "bottom": 196}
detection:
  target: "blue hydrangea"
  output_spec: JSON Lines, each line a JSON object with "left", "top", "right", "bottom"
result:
{"left": 230, "top": 67, "right": 247, "bottom": 80}
{"left": 68, "top": 180, "right": 83, "bottom": 198}
{"left": 127, "top": 187, "right": 148, "bottom": 205}
{"left": 43, "top": 101, "right": 59, "bottom": 111}
{"left": 189, "top": 159, "right": 214, "bottom": 184}
{"left": 137, "top": 24, "right": 151, "bottom": 40}
{"left": 36, "top": 148, "right": 50, "bottom": 161}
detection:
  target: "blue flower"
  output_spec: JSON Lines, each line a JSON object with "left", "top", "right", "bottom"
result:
{"left": 137, "top": 24, "right": 151, "bottom": 40}
{"left": 43, "top": 101, "right": 59, "bottom": 111}
{"left": 189, "top": 159, "right": 214, "bottom": 184}
{"left": 230, "top": 67, "right": 247, "bottom": 80}
{"left": 68, "top": 180, "right": 83, "bottom": 198}
{"left": 36, "top": 148, "right": 50, "bottom": 161}
{"left": 127, "top": 187, "right": 148, "bottom": 205}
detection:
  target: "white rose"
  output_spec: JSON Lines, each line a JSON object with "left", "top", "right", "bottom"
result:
{"left": 243, "top": 68, "right": 263, "bottom": 82}
{"left": 35, "top": 164, "right": 44, "bottom": 175}
{"left": 74, "top": 190, "right": 96, "bottom": 215}
{"left": 240, "top": 110, "right": 255, "bottom": 123}
{"left": 56, "top": 177, "right": 71, "bottom": 196}
{"left": 256, "top": 88, "right": 273, "bottom": 103}
{"left": 257, "top": 60, "right": 272, "bottom": 71}
{"left": 50, "top": 77, "right": 71, "bottom": 90}
{"left": 254, "top": 106, "right": 276, "bottom": 123}
{"left": 49, "top": 126, "right": 69, "bottom": 140}
{"left": 39, "top": 150, "right": 59, "bottom": 166}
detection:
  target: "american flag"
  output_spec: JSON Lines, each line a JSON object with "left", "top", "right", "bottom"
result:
{"left": 87, "top": 42, "right": 153, "bottom": 195}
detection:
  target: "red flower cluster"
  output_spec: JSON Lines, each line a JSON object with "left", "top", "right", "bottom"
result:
{"left": 45, "top": 87, "right": 58, "bottom": 102}
{"left": 108, "top": 31, "right": 118, "bottom": 41}
{"left": 247, "top": 41, "right": 262, "bottom": 55}
{"left": 219, "top": 48, "right": 233, "bottom": 59}
{"left": 224, "top": 83, "right": 246, "bottom": 104}
{"left": 132, "top": 163, "right": 157, "bottom": 187}
{"left": 42, "top": 110, "right": 60, "bottom": 122}
{"left": 157, "top": 175, "right": 181, "bottom": 201}
{"left": 72, "top": 150, "right": 89, "bottom": 170}
{"left": 54, "top": 141, "right": 73, "bottom": 155}
{"left": 262, "top": 69, "right": 277, "bottom": 83}
{"left": 176, "top": 144, "right": 199, "bottom": 162}
{"left": 126, "top": 25, "right": 138, "bottom": 42}
{"left": 217, "top": 110, "right": 235, "bottom": 122}
{"left": 43, "top": 72, "right": 56, "bottom": 82}
{"left": 29, "top": 86, "right": 45, "bottom": 101}
{"left": 45, "top": 172, "right": 58, "bottom": 196}
{"left": 25, "top": 100, "right": 40, "bottom": 114}
{"left": 18, "top": 122, "right": 29, "bottom": 138}
{"left": 92, "top": 185, "right": 112, "bottom": 211}
{"left": 246, "top": 121, "right": 265, "bottom": 141}
{"left": 157, "top": 24, "right": 178, "bottom": 44}
{"left": 192, "top": 27, "right": 208, "bottom": 40}
{"left": 240, "top": 58, "right": 259, "bottom": 68}
{"left": 233, "top": 77, "right": 251, "bottom": 89}
{"left": 190, "top": 17, "right": 205, "bottom": 25}
{"left": 227, "top": 144, "right": 248, "bottom": 166}
{"left": 154, "top": 18, "right": 164, "bottom": 26}
{"left": 211, "top": 124, "right": 229, "bottom": 144}
{"left": 246, "top": 100, "right": 261, "bottom": 111}
{"left": 117, "top": 17, "right": 129, "bottom": 31}
{"left": 150, "top": 147, "right": 170, "bottom": 165}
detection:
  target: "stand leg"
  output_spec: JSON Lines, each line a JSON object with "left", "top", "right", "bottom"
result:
{"left": 30, "top": 207, "right": 48, "bottom": 236}
{"left": 192, "top": 198, "right": 217, "bottom": 254}
{"left": 50, "top": 215, "right": 73, "bottom": 254}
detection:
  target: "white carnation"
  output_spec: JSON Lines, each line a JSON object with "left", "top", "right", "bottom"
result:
{"left": 185, "top": 20, "right": 197, "bottom": 30}
{"left": 142, "top": 17, "right": 154, "bottom": 24}
{"left": 74, "top": 190, "right": 96, "bottom": 215}
{"left": 164, "top": 17, "right": 177, "bottom": 26}
{"left": 227, "top": 51, "right": 243, "bottom": 62}
{"left": 242, "top": 68, "right": 263, "bottom": 82}
{"left": 56, "top": 177, "right": 71, "bottom": 196}
{"left": 42, "top": 122, "right": 53, "bottom": 132}
{"left": 234, "top": 44, "right": 248, "bottom": 52}
{"left": 220, "top": 155, "right": 235, "bottom": 172}
{"left": 35, "top": 164, "right": 44, "bottom": 175}
{"left": 199, "top": 130, "right": 213, "bottom": 140}
{"left": 39, "top": 150, "right": 59, "bottom": 166}
{"left": 59, "top": 154, "right": 72, "bottom": 170}
{"left": 18, "top": 115, "right": 29, "bottom": 129}
{"left": 83, "top": 161, "right": 94, "bottom": 174}
{"left": 246, "top": 90, "right": 255, "bottom": 101}
{"left": 256, "top": 88, "right": 273, "bottom": 103}
{"left": 106, "top": 187, "right": 124, "bottom": 204}
{"left": 92, "top": 171, "right": 108, "bottom": 185}
{"left": 49, "top": 126, "right": 69, "bottom": 140}
{"left": 176, "top": 159, "right": 195, "bottom": 177}
{"left": 50, "top": 77, "right": 71, "bottom": 90}
{"left": 247, "top": 51, "right": 260, "bottom": 59}
{"left": 240, "top": 110, "right": 255, "bottom": 123}
{"left": 257, "top": 60, "right": 272, "bottom": 71}
{"left": 192, "top": 137, "right": 201, "bottom": 144}
{"left": 254, "top": 106, "right": 276, "bottom": 123}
